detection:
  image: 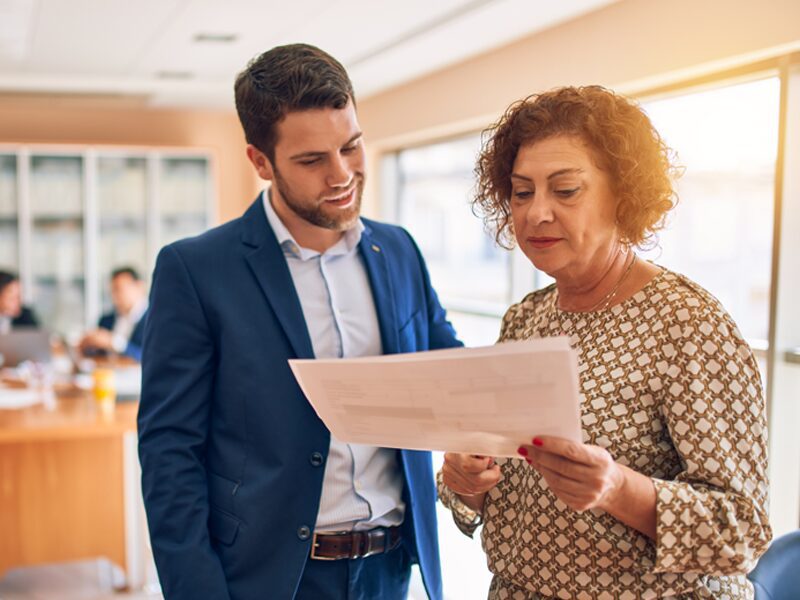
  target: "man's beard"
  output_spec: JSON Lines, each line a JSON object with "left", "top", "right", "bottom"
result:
{"left": 272, "top": 169, "right": 364, "bottom": 232}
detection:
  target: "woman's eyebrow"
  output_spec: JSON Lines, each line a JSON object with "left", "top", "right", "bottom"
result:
{"left": 547, "top": 168, "right": 584, "bottom": 180}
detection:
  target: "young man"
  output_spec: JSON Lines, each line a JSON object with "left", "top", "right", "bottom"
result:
{"left": 138, "top": 44, "right": 460, "bottom": 600}
{"left": 79, "top": 266, "right": 148, "bottom": 360}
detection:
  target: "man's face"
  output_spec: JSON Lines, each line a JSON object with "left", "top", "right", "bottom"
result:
{"left": 110, "top": 273, "right": 144, "bottom": 315}
{"left": 250, "top": 100, "right": 366, "bottom": 235}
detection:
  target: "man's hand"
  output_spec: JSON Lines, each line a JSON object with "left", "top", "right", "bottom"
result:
{"left": 78, "top": 329, "right": 114, "bottom": 352}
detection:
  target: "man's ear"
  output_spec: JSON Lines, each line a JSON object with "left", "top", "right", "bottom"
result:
{"left": 246, "top": 145, "right": 275, "bottom": 181}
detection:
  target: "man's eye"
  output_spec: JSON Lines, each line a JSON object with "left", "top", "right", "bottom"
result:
{"left": 299, "top": 158, "right": 320, "bottom": 166}
{"left": 342, "top": 145, "right": 358, "bottom": 154}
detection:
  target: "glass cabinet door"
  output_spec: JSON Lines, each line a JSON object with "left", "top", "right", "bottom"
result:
{"left": 0, "top": 155, "right": 18, "bottom": 273}
{"left": 159, "top": 157, "right": 209, "bottom": 248}
{"left": 97, "top": 156, "right": 147, "bottom": 313}
{"left": 30, "top": 155, "right": 85, "bottom": 335}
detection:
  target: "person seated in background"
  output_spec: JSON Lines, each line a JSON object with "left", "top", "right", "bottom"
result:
{"left": 79, "top": 266, "right": 148, "bottom": 361}
{"left": 0, "top": 270, "right": 39, "bottom": 334}
{"left": 438, "top": 85, "right": 771, "bottom": 599}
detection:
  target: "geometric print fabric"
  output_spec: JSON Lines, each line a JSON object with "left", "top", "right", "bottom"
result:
{"left": 438, "top": 267, "right": 771, "bottom": 599}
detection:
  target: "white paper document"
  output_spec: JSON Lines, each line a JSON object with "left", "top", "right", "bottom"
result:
{"left": 289, "top": 337, "right": 581, "bottom": 458}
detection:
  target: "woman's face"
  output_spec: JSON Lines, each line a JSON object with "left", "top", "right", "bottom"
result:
{"left": 509, "top": 134, "right": 620, "bottom": 283}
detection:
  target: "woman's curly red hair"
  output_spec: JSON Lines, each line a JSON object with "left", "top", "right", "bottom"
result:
{"left": 474, "top": 85, "right": 681, "bottom": 248}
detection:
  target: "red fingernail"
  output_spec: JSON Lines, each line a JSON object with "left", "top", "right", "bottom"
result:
{"left": 517, "top": 446, "right": 528, "bottom": 456}
{"left": 532, "top": 437, "right": 543, "bottom": 447}
{"left": 525, "top": 458, "right": 532, "bottom": 464}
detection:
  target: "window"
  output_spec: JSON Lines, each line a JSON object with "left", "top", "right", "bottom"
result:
{"left": 641, "top": 77, "right": 780, "bottom": 351}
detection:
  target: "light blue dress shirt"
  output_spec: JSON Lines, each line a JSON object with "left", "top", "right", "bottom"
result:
{"left": 263, "top": 192, "right": 405, "bottom": 533}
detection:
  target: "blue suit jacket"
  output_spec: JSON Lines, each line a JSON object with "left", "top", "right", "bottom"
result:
{"left": 98, "top": 310, "right": 147, "bottom": 360}
{"left": 138, "top": 198, "right": 461, "bottom": 600}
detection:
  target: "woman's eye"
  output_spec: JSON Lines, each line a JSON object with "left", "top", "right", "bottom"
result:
{"left": 513, "top": 190, "right": 533, "bottom": 200}
{"left": 555, "top": 187, "right": 580, "bottom": 197}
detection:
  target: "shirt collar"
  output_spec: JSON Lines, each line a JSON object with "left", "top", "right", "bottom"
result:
{"left": 261, "top": 189, "right": 364, "bottom": 261}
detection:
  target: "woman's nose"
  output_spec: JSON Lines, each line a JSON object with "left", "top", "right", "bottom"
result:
{"left": 525, "top": 197, "right": 554, "bottom": 225}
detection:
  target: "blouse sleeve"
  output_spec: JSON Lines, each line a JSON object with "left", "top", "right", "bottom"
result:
{"left": 650, "top": 300, "right": 772, "bottom": 575}
{"left": 436, "top": 469, "right": 482, "bottom": 538}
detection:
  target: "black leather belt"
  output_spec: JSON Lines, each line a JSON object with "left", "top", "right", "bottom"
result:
{"left": 310, "top": 526, "right": 402, "bottom": 560}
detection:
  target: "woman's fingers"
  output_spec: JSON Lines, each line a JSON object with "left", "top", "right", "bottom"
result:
{"left": 442, "top": 453, "right": 502, "bottom": 496}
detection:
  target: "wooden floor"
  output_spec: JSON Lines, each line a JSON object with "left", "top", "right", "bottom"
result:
{"left": 0, "top": 560, "right": 162, "bottom": 599}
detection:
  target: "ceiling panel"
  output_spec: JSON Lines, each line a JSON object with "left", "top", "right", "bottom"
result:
{"left": 0, "top": 0, "right": 618, "bottom": 107}
{"left": 4, "top": 0, "right": 184, "bottom": 75}
{"left": 349, "top": 0, "right": 615, "bottom": 97}
{"left": 130, "top": 0, "right": 330, "bottom": 79}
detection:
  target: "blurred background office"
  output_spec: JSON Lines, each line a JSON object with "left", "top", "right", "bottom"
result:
{"left": 0, "top": 0, "right": 798, "bottom": 598}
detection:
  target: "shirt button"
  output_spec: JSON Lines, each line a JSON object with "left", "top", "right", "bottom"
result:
{"left": 297, "top": 525, "right": 311, "bottom": 541}
{"left": 309, "top": 452, "right": 324, "bottom": 467}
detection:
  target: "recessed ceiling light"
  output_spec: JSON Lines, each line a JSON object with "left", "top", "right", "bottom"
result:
{"left": 156, "top": 71, "right": 194, "bottom": 80}
{"left": 193, "top": 33, "right": 238, "bottom": 43}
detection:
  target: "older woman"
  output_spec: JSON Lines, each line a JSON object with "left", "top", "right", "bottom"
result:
{"left": 438, "top": 86, "right": 771, "bottom": 599}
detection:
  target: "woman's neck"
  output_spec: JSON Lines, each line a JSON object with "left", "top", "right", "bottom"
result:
{"left": 556, "top": 245, "right": 633, "bottom": 312}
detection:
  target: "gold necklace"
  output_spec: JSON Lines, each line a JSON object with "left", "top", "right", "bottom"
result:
{"left": 558, "top": 252, "right": 637, "bottom": 313}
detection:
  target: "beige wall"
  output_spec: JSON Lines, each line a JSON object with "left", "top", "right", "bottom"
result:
{"left": 360, "top": 0, "right": 800, "bottom": 146}
{"left": 357, "top": 0, "right": 800, "bottom": 215}
{"left": 0, "top": 96, "right": 259, "bottom": 224}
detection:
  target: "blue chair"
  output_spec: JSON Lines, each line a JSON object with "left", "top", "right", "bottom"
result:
{"left": 748, "top": 529, "right": 800, "bottom": 600}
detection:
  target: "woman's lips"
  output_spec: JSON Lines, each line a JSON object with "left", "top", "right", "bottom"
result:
{"left": 527, "top": 237, "right": 562, "bottom": 249}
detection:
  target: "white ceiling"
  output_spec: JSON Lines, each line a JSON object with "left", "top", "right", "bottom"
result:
{"left": 0, "top": 0, "right": 616, "bottom": 109}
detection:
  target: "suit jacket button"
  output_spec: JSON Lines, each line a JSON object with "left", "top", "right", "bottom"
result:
{"left": 309, "top": 452, "right": 324, "bottom": 467}
{"left": 297, "top": 525, "right": 311, "bottom": 541}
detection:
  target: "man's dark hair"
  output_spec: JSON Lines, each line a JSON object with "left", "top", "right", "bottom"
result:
{"left": 111, "top": 266, "right": 141, "bottom": 281}
{"left": 234, "top": 43, "right": 355, "bottom": 161}
{"left": 0, "top": 270, "right": 18, "bottom": 294}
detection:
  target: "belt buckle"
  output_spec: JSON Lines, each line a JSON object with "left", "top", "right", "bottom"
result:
{"left": 310, "top": 531, "right": 338, "bottom": 561}
{"left": 360, "top": 528, "right": 385, "bottom": 559}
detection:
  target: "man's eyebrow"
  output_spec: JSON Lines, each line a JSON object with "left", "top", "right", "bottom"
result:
{"left": 289, "top": 132, "right": 363, "bottom": 161}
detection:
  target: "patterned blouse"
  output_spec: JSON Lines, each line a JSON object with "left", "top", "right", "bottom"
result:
{"left": 438, "top": 267, "right": 771, "bottom": 599}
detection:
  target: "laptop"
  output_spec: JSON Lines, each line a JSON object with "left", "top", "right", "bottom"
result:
{"left": 0, "top": 329, "right": 53, "bottom": 367}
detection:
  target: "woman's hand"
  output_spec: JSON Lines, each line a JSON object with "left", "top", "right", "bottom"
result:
{"left": 441, "top": 453, "right": 502, "bottom": 513}
{"left": 518, "top": 436, "right": 656, "bottom": 539}
{"left": 518, "top": 436, "right": 623, "bottom": 512}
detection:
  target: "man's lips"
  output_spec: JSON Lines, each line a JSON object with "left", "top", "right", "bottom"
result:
{"left": 324, "top": 188, "right": 356, "bottom": 207}
{"left": 526, "top": 237, "right": 562, "bottom": 249}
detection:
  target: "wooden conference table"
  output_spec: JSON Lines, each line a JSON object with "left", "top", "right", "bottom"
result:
{"left": 0, "top": 380, "right": 145, "bottom": 584}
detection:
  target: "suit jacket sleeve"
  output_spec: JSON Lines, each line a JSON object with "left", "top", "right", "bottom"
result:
{"left": 138, "top": 245, "right": 230, "bottom": 600}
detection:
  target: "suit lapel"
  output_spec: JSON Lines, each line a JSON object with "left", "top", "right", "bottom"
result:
{"left": 359, "top": 227, "right": 400, "bottom": 355}
{"left": 240, "top": 197, "right": 315, "bottom": 360}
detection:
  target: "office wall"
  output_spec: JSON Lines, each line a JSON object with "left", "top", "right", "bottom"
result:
{"left": 0, "top": 96, "right": 260, "bottom": 224}
{"left": 359, "top": 0, "right": 800, "bottom": 147}
{"left": 357, "top": 0, "right": 800, "bottom": 215}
